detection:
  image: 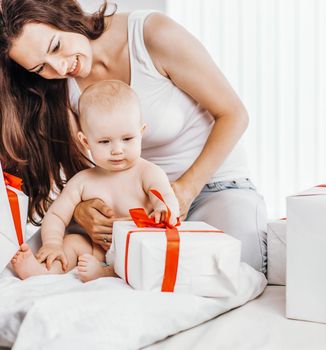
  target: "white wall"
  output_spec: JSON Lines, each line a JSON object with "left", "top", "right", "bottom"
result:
{"left": 167, "top": 0, "right": 326, "bottom": 219}
{"left": 116, "top": 0, "right": 165, "bottom": 12}
{"left": 78, "top": 0, "right": 166, "bottom": 13}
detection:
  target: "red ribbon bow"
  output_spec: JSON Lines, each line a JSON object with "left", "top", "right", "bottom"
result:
{"left": 4, "top": 172, "right": 23, "bottom": 191}
{"left": 127, "top": 189, "right": 181, "bottom": 292}
{"left": 3, "top": 172, "right": 24, "bottom": 245}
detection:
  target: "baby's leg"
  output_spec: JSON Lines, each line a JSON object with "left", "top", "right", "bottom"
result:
{"left": 77, "top": 243, "right": 117, "bottom": 282}
{"left": 12, "top": 234, "right": 94, "bottom": 280}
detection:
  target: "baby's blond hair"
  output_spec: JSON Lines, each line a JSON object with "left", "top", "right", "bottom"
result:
{"left": 78, "top": 80, "right": 141, "bottom": 125}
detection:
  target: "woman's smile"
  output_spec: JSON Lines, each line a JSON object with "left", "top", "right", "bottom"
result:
{"left": 8, "top": 22, "right": 92, "bottom": 80}
{"left": 68, "top": 55, "right": 80, "bottom": 77}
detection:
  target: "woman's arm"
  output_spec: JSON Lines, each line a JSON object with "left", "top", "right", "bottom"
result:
{"left": 144, "top": 13, "right": 249, "bottom": 218}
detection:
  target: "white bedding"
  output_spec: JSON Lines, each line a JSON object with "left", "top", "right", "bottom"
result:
{"left": 1, "top": 228, "right": 326, "bottom": 349}
{"left": 0, "top": 231, "right": 267, "bottom": 350}
{"left": 146, "top": 286, "right": 326, "bottom": 350}
{"left": 2, "top": 283, "right": 326, "bottom": 350}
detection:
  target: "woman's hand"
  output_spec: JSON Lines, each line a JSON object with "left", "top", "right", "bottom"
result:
{"left": 171, "top": 180, "right": 198, "bottom": 221}
{"left": 73, "top": 199, "right": 115, "bottom": 250}
{"left": 73, "top": 199, "right": 130, "bottom": 250}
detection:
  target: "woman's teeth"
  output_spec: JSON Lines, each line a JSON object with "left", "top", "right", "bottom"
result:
{"left": 69, "top": 56, "right": 78, "bottom": 74}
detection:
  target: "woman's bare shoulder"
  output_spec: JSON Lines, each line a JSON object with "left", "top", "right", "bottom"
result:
{"left": 143, "top": 12, "right": 185, "bottom": 51}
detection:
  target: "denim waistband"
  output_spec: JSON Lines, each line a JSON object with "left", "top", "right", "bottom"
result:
{"left": 202, "top": 177, "right": 256, "bottom": 192}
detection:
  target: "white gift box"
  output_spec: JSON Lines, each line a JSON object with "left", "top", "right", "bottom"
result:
{"left": 107, "top": 221, "right": 242, "bottom": 297}
{"left": 286, "top": 185, "right": 326, "bottom": 323}
{"left": 0, "top": 163, "right": 29, "bottom": 273}
{"left": 267, "top": 219, "right": 286, "bottom": 285}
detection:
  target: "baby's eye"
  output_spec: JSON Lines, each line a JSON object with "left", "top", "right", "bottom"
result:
{"left": 99, "top": 140, "right": 110, "bottom": 144}
{"left": 123, "top": 137, "right": 134, "bottom": 142}
{"left": 53, "top": 40, "right": 61, "bottom": 53}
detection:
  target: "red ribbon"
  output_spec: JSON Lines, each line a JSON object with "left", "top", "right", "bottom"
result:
{"left": 127, "top": 189, "right": 180, "bottom": 292}
{"left": 125, "top": 189, "right": 222, "bottom": 292}
{"left": 3, "top": 172, "right": 24, "bottom": 245}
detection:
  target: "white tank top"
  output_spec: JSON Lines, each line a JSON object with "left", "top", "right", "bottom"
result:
{"left": 68, "top": 10, "right": 250, "bottom": 182}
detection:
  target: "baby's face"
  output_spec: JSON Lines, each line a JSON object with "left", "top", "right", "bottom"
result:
{"left": 80, "top": 103, "right": 144, "bottom": 172}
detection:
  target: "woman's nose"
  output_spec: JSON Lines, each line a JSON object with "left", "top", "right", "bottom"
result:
{"left": 47, "top": 57, "right": 68, "bottom": 76}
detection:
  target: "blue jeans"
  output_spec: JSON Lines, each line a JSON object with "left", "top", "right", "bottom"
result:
{"left": 186, "top": 178, "right": 267, "bottom": 274}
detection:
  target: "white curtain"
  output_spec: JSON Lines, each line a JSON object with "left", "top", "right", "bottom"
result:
{"left": 166, "top": 0, "right": 326, "bottom": 218}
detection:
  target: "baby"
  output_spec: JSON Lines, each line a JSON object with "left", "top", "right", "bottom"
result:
{"left": 12, "top": 80, "right": 179, "bottom": 282}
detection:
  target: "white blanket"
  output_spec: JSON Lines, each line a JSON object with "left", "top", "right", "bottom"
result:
{"left": 0, "top": 232, "right": 267, "bottom": 350}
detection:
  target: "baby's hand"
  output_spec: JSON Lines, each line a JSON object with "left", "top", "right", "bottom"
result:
{"left": 150, "top": 205, "right": 178, "bottom": 226}
{"left": 36, "top": 244, "right": 68, "bottom": 271}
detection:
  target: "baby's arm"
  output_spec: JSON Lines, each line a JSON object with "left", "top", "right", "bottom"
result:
{"left": 37, "top": 172, "right": 85, "bottom": 269}
{"left": 142, "top": 162, "right": 180, "bottom": 224}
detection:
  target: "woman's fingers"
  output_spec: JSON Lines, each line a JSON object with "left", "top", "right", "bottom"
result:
{"left": 73, "top": 199, "right": 115, "bottom": 234}
{"left": 89, "top": 233, "right": 113, "bottom": 250}
{"left": 92, "top": 233, "right": 112, "bottom": 243}
{"left": 99, "top": 242, "right": 111, "bottom": 251}
{"left": 92, "top": 199, "right": 115, "bottom": 218}
{"left": 110, "top": 216, "right": 131, "bottom": 222}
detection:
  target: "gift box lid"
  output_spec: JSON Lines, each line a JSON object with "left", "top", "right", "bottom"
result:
{"left": 113, "top": 220, "right": 223, "bottom": 233}
{"left": 289, "top": 185, "right": 326, "bottom": 197}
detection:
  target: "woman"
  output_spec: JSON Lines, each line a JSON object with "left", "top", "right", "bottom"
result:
{"left": 0, "top": 0, "right": 267, "bottom": 273}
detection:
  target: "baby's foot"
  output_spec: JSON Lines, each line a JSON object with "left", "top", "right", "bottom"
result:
{"left": 11, "top": 243, "right": 48, "bottom": 279}
{"left": 77, "top": 253, "right": 115, "bottom": 282}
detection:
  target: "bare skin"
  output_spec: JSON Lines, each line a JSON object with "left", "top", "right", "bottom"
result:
{"left": 77, "top": 254, "right": 115, "bottom": 283}
{"left": 73, "top": 13, "right": 249, "bottom": 239}
{"left": 12, "top": 244, "right": 49, "bottom": 279}
{"left": 11, "top": 83, "right": 179, "bottom": 282}
{"left": 9, "top": 12, "right": 249, "bottom": 244}
{"left": 12, "top": 234, "right": 117, "bottom": 281}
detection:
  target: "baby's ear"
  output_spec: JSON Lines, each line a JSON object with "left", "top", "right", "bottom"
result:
{"left": 140, "top": 123, "right": 147, "bottom": 135}
{"left": 77, "top": 131, "right": 89, "bottom": 149}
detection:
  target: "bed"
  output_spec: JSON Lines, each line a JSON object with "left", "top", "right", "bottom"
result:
{"left": 146, "top": 285, "right": 326, "bottom": 350}
{"left": 0, "top": 225, "right": 326, "bottom": 350}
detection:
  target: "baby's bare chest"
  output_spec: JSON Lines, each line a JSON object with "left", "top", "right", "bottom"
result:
{"left": 81, "top": 173, "right": 152, "bottom": 217}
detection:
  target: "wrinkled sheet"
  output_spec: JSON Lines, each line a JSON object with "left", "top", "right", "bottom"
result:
{"left": 147, "top": 286, "right": 326, "bottom": 350}
{"left": 0, "top": 231, "right": 267, "bottom": 350}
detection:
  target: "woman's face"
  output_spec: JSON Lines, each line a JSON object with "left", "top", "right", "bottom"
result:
{"left": 9, "top": 22, "right": 93, "bottom": 79}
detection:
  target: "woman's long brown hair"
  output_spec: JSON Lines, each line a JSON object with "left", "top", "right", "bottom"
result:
{"left": 0, "top": 0, "right": 114, "bottom": 225}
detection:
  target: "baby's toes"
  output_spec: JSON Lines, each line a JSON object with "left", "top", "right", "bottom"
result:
{"left": 77, "top": 270, "right": 89, "bottom": 283}
{"left": 77, "top": 260, "right": 87, "bottom": 268}
{"left": 78, "top": 253, "right": 92, "bottom": 262}
{"left": 77, "top": 265, "right": 87, "bottom": 272}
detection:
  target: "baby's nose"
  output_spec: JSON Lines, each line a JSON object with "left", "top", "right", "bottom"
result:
{"left": 111, "top": 144, "right": 123, "bottom": 154}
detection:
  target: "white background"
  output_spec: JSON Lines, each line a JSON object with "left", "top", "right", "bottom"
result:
{"left": 80, "top": 0, "right": 325, "bottom": 219}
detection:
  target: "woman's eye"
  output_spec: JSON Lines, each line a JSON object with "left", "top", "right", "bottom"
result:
{"left": 36, "top": 65, "right": 45, "bottom": 74}
{"left": 53, "top": 41, "right": 61, "bottom": 53}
